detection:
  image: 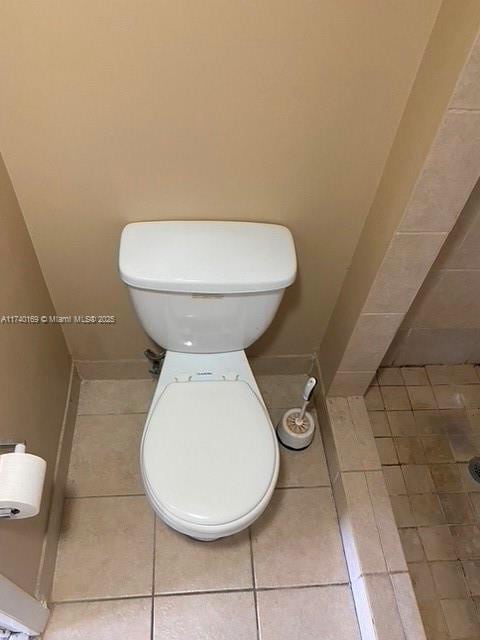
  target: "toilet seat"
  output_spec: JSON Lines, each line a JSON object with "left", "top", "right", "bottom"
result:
{"left": 141, "top": 378, "right": 278, "bottom": 539}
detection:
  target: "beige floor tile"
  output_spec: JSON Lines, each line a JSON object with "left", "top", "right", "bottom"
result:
{"left": 376, "top": 437, "right": 399, "bottom": 464}
{"left": 399, "top": 527, "right": 425, "bottom": 562}
{"left": 378, "top": 367, "right": 403, "bottom": 386}
{"left": 52, "top": 496, "right": 154, "bottom": 601}
{"left": 383, "top": 466, "right": 407, "bottom": 495}
{"left": 256, "top": 374, "right": 307, "bottom": 408}
{"left": 364, "top": 386, "right": 384, "bottom": 410}
{"left": 327, "top": 398, "right": 381, "bottom": 474}
{"left": 365, "top": 470, "right": 407, "bottom": 573}
{"left": 43, "top": 598, "right": 152, "bottom": 640}
{"left": 251, "top": 488, "right": 347, "bottom": 587}
{"left": 459, "top": 385, "right": 480, "bottom": 409}
{"left": 470, "top": 493, "right": 480, "bottom": 520}
{"left": 430, "top": 464, "right": 463, "bottom": 493}
{"left": 440, "top": 409, "right": 471, "bottom": 434}
{"left": 336, "top": 472, "right": 386, "bottom": 578}
{"left": 154, "top": 591, "right": 257, "bottom": 640}
{"left": 439, "top": 493, "right": 475, "bottom": 524}
{"left": 381, "top": 386, "right": 411, "bottom": 410}
{"left": 395, "top": 437, "right": 426, "bottom": 464}
{"left": 257, "top": 585, "right": 360, "bottom": 640}
{"left": 450, "top": 525, "right": 480, "bottom": 559}
{"left": 452, "top": 365, "right": 479, "bottom": 385}
{"left": 368, "top": 410, "right": 391, "bottom": 436}
{"left": 430, "top": 561, "right": 468, "bottom": 599}
{"left": 154, "top": 520, "right": 252, "bottom": 594}
{"left": 421, "top": 436, "right": 454, "bottom": 463}
{"left": 408, "top": 386, "right": 437, "bottom": 410}
{"left": 418, "top": 526, "right": 456, "bottom": 561}
{"left": 391, "top": 495, "right": 416, "bottom": 528}
{"left": 433, "top": 385, "right": 464, "bottom": 409}
{"left": 461, "top": 560, "right": 480, "bottom": 596}
{"left": 387, "top": 410, "right": 416, "bottom": 435}
{"left": 402, "top": 465, "right": 434, "bottom": 494}
{"left": 408, "top": 562, "right": 436, "bottom": 603}
{"left": 441, "top": 598, "right": 480, "bottom": 639}
{"left": 401, "top": 366, "right": 429, "bottom": 386}
{"left": 449, "top": 432, "right": 480, "bottom": 462}
{"left": 418, "top": 601, "right": 449, "bottom": 640}
{"left": 77, "top": 379, "right": 155, "bottom": 415}
{"left": 411, "top": 494, "right": 446, "bottom": 526}
{"left": 468, "top": 407, "right": 480, "bottom": 432}
{"left": 426, "top": 365, "right": 452, "bottom": 386}
{"left": 413, "top": 410, "right": 444, "bottom": 434}
{"left": 66, "top": 414, "right": 145, "bottom": 497}
{"left": 267, "top": 409, "right": 329, "bottom": 488}
{"left": 277, "top": 437, "right": 330, "bottom": 488}
{"left": 391, "top": 572, "right": 427, "bottom": 640}
{"left": 357, "top": 574, "right": 406, "bottom": 640}
{"left": 347, "top": 396, "right": 382, "bottom": 471}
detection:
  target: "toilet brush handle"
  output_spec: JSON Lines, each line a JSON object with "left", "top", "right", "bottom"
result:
{"left": 297, "top": 399, "right": 309, "bottom": 423}
{"left": 302, "top": 377, "right": 317, "bottom": 402}
{"left": 296, "top": 377, "right": 317, "bottom": 424}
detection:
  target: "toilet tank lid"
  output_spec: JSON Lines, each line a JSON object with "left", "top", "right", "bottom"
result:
{"left": 119, "top": 221, "right": 297, "bottom": 293}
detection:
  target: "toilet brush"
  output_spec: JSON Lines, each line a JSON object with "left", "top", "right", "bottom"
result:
{"left": 276, "top": 377, "right": 317, "bottom": 450}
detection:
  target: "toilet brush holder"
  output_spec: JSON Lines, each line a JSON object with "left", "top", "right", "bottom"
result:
{"left": 276, "top": 408, "right": 315, "bottom": 450}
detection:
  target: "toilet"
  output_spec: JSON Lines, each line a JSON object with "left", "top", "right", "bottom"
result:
{"left": 119, "top": 221, "right": 297, "bottom": 540}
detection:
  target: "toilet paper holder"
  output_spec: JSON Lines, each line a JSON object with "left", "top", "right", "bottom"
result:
{"left": 0, "top": 441, "right": 32, "bottom": 519}
{"left": 0, "top": 441, "right": 26, "bottom": 452}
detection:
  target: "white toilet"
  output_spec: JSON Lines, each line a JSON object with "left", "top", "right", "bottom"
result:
{"left": 119, "top": 221, "right": 296, "bottom": 540}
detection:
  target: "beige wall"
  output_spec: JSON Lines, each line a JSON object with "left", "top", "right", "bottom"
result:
{"left": 319, "top": 0, "right": 480, "bottom": 392}
{"left": 385, "top": 178, "right": 480, "bottom": 365}
{"left": 0, "top": 1, "right": 441, "bottom": 360}
{"left": 0, "top": 153, "right": 71, "bottom": 596}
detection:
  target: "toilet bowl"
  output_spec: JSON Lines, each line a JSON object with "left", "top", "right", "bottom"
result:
{"left": 119, "top": 220, "right": 296, "bottom": 539}
{"left": 141, "top": 351, "right": 278, "bottom": 540}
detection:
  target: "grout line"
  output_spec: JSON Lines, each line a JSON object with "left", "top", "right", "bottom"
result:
{"left": 275, "top": 484, "right": 331, "bottom": 491}
{"left": 66, "top": 487, "right": 340, "bottom": 500}
{"left": 155, "top": 587, "right": 254, "bottom": 598}
{"left": 64, "top": 493, "right": 146, "bottom": 500}
{"left": 76, "top": 410, "right": 149, "bottom": 417}
{"left": 151, "top": 517, "right": 156, "bottom": 640}
{"left": 447, "top": 107, "right": 480, "bottom": 113}
{"left": 255, "top": 582, "right": 350, "bottom": 592}
{"left": 51, "top": 594, "right": 155, "bottom": 605}
{"left": 248, "top": 528, "right": 261, "bottom": 640}
{"left": 50, "top": 581, "right": 353, "bottom": 606}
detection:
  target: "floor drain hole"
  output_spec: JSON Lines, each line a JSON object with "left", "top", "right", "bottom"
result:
{"left": 468, "top": 457, "right": 480, "bottom": 484}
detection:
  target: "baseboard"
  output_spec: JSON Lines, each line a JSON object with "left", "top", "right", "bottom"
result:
{"left": 75, "top": 358, "right": 152, "bottom": 380}
{"left": 247, "top": 354, "right": 314, "bottom": 375}
{"left": 35, "top": 362, "right": 81, "bottom": 602}
{"left": 0, "top": 574, "right": 49, "bottom": 636}
{"left": 75, "top": 354, "right": 315, "bottom": 379}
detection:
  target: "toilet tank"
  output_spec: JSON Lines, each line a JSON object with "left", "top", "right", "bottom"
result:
{"left": 119, "top": 221, "right": 297, "bottom": 353}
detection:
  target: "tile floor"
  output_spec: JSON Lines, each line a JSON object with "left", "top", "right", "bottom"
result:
{"left": 366, "top": 364, "right": 480, "bottom": 640}
{"left": 45, "top": 374, "right": 359, "bottom": 639}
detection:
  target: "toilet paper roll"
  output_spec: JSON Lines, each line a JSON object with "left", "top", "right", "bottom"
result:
{"left": 0, "top": 451, "right": 47, "bottom": 519}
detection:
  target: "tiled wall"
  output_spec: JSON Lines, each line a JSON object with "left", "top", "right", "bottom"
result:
{"left": 384, "top": 179, "right": 480, "bottom": 366}
{"left": 366, "top": 365, "right": 480, "bottom": 639}
{"left": 319, "top": 19, "right": 480, "bottom": 397}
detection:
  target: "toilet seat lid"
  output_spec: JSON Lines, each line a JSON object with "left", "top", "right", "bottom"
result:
{"left": 142, "top": 380, "right": 277, "bottom": 526}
